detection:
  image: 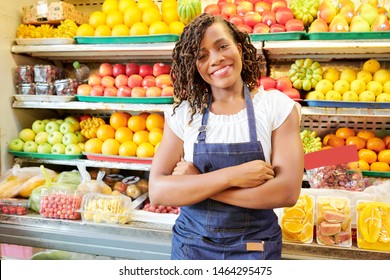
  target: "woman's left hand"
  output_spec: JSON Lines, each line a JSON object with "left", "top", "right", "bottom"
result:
{"left": 172, "top": 158, "right": 200, "bottom": 176}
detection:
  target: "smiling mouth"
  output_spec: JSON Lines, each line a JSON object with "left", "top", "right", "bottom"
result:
{"left": 211, "top": 65, "right": 231, "bottom": 77}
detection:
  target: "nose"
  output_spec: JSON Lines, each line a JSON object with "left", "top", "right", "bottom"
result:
{"left": 210, "top": 50, "right": 224, "bottom": 66}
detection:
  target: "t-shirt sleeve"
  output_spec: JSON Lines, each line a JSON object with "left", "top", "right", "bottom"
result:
{"left": 164, "top": 103, "right": 187, "bottom": 140}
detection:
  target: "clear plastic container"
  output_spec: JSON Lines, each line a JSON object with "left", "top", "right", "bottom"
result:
{"left": 0, "top": 198, "right": 30, "bottom": 215}
{"left": 80, "top": 193, "right": 132, "bottom": 224}
{"left": 316, "top": 196, "right": 352, "bottom": 247}
{"left": 54, "top": 78, "right": 77, "bottom": 96}
{"left": 15, "top": 65, "right": 34, "bottom": 84}
{"left": 39, "top": 189, "right": 82, "bottom": 220}
{"left": 16, "top": 83, "right": 35, "bottom": 95}
{"left": 33, "top": 65, "right": 58, "bottom": 83}
{"left": 35, "top": 83, "right": 54, "bottom": 95}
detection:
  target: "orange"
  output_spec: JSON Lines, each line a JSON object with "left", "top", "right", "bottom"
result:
{"left": 128, "top": 115, "right": 146, "bottom": 132}
{"left": 345, "top": 136, "right": 366, "bottom": 150}
{"left": 145, "top": 113, "right": 164, "bottom": 131}
{"left": 383, "top": 136, "right": 390, "bottom": 147}
{"left": 115, "top": 127, "right": 134, "bottom": 144}
{"left": 101, "top": 138, "right": 120, "bottom": 155}
{"left": 323, "top": 134, "right": 335, "bottom": 146}
{"left": 96, "top": 124, "right": 115, "bottom": 141}
{"left": 84, "top": 138, "right": 103, "bottom": 154}
{"left": 348, "top": 159, "right": 370, "bottom": 171}
{"left": 110, "top": 112, "right": 130, "bottom": 130}
{"left": 283, "top": 221, "right": 303, "bottom": 234}
{"left": 139, "top": 112, "right": 150, "bottom": 119}
{"left": 357, "top": 130, "right": 376, "bottom": 141}
{"left": 136, "top": 142, "right": 155, "bottom": 158}
{"left": 154, "top": 142, "right": 160, "bottom": 154}
{"left": 358, "top": 148, "right": 378, "bottom": 164}
{"left": 118, "top": 140, "right": 138, "bottom": 157}
{"left": 132, "top": 130, "right": 149, "bottom": 146}
{"left": 335, "top": 127, "right": 355, "bottom": 139}
{"left": 148, "top": 129, "right": 163, "bottom": 146}
{"left": 370, "top": 162, "right": 390, "bottom": 172}
{"left": 327, "top": 135, "right": 345, "bottom": 147}
{"left": 366, "top": 137, "right": 386, "bottom": 153}
{"left": 378, "top": 149, "right": 390, "bottom": 164}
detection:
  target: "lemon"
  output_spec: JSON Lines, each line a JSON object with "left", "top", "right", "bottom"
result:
{"left": 339, "top": 68, "right": 357, "bottom": 83}
{"left": 333, "top": 79, "right": 350, "bottom": 94}
{"left": 106, "top": 10, "right": 124, "bottom": 29}
{"left": 350, "top": 79, "right": 366, "bottom": 94}
{"left": 102, "top": 0, "right": 118, "bottom": 14}
{"left": 118, "top": 0, "right": 136, "bottom": 13}
{"left": 376, "top": 93, "right": 390, "bottom": 102}
{"left": 124, "top": 7, "right": 142, "bottom": 28}
{"left": 142, "top": 7, "right": 163, "bottom": 26}
{"left": 315, "top": 79, "right": 333, "bottom": 94}
{"left": 359, "top": 90, "right": 376, "bottom": 102}
{"left": 162, "top": 0, "right": 178, "bottom": 11}
{"left": 342, "top": 91, "right": 359, "bottom": 101}
{"left": 383, "top": 81, "right": 390, "bottom": 94}
{"left": 149, "top": 21, "right": 170, "bottom": 35}
{"left": 130, "top": 22, "right": 149, "bottom": 35}
{"left": 76, "top": 24, "right": 95, "bottom": 36}
{"left": 137, "top": 0, "right": 158, "bottom": 11}
{"left": 373, "top": 69, "right": 390, "bottom": 85}
{"left": 366, "top": 80, "right": 383, "bottom": 96}
{"left": 89, "top": 11, "right": 106, "bottom": 29}
{"left": 169, "top": 21, "right": 185, "bottom": 34}
{"left": 325, "top": 90, "right": 342, "bottom": 101}
{"left": 162, "top": 7, "right": 180, "bottom": 24}
{"left": 322, "top": 67, "right": 340, "bottom": 84}
{"left": 94, "top": 25, "right": 112, "bottom": 36}
{"left": 362, "top": 59, "right": 381, "bottom": 74}
{"left": 111, "top": 24, "right": 130, "bottom": 36}
{"left": 356, "top": 70, "right": 373, "bottom": 84}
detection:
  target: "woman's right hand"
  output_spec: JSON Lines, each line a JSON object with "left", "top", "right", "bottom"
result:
{"left": 228, "top": 160, "right": 275, "bottom": 188}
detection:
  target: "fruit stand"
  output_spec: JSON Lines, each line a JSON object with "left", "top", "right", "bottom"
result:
{"left": 1, "top": 0, "right": 390, "bottom": 260}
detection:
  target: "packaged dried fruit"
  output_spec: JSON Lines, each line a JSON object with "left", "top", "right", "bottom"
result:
{"left": 357, "top": 201, "right": 390, "bottom": 251}
{"left": 39, "top": 189, "right": 82, "bottom": 220}
{"left": 280, "top": 194, "right": 315, "bottom": 244}
{"left": 316, "top": 196, "right": 352, "bottom": 247}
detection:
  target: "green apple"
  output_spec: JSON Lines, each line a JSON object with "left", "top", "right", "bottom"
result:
{"left": 23, "top": 140, "right": 38, "bottom": 153}
{"left": 42, "top": 119, "right": 51, "bottom": 125}
{"left": 75, "top": 131, "right": 84, "bottom": 143}
{"left": 65, "top": 143, "right": 82, "bottom": 155}
{"left": 47, "top": 131, "right": 64, "bottom": 145}
{"left": 19, "top": 128, "right": 36, "bottom": 142}
{"left": 45, "top": 121, "right": 60, "bottom": 133}
{"left": 8, "top": 138, "right": 25, "bottom": 151}
{"left": 342, "top": 91, "right": 359, "bottom": 102}
{"left": 51, "top": 143, "right": 66, "bottom": 154}
{"left": 59, "top": 122, "right": 76, "bottom": 134}
{"left": 31, "top": 120, "right": 46, "bottom": 134}
{"left": 56, "top": 119, "right": 65, "bottom": 125}
{"left": 34, "top": 131, "right": 49, "bottom": 145}
{"left": 359, "top": 90, "right": 376, "bottom": 102}
{"left": 64, "top": 116, "right": 80, "bottom": 131}
{"left": 376, "top": 93, "right": 390, "bottom": 102}
{"left": 62, "top": 132, "right": 79, "bottom": 145}
{"left": 37, "top": 143, "right": 52, "bottom": 154}
{"left": 78, "top": 142, "right": 85, "bottom": 152}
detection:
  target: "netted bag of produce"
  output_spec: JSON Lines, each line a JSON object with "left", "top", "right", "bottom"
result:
{"left": 76, "top": 164, "right": 112, "bottom": 195}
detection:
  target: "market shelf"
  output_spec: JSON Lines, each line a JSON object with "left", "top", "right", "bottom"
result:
{"left": 301, "top": 106, "right": 390, "bottom": 117}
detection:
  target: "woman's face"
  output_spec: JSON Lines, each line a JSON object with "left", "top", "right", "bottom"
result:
{"left": 196, "top": 22, "right": 243, "bottom": 91}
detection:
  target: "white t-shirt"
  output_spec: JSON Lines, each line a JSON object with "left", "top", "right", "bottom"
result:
{"left": 165, "top": 87, "right": 297, "bottom": 163}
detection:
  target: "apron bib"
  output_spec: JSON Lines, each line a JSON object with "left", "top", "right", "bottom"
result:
{"left": 171, "top": 85, "right": 282, "bottom": 260}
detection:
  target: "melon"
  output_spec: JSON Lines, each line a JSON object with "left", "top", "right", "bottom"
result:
{"left": 177, "top": 0, "right": 201, "bottom": 25}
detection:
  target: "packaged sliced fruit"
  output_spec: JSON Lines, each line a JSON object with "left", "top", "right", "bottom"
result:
{"left": 357, "top": 200, "right": 390, "bottom": 251}
{"left": 280, "top": 194, "right": 315, "bottom": 244}
{"left": 316, "top": 196, "right": 352, "bottom": 247}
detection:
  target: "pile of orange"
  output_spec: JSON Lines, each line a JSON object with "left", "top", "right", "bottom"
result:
{"left": 322, "top": 127, "right": 390, "bottom": 172}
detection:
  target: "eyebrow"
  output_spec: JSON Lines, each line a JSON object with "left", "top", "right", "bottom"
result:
{"left": 199, "top": 38, "right": 227, "bottom": 51}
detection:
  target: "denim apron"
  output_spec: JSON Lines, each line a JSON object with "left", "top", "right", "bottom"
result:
{"left": 171, "top": 85, "right": 282, "bottom": 260}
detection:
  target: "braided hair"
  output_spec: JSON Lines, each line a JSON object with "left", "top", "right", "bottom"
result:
{"left": 171, "top": 13, "right": 261, "bottom": 123}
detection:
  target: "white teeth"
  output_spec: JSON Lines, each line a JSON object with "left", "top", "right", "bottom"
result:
{"left": 212, "top": 66, "right": 230, "bottom": 76}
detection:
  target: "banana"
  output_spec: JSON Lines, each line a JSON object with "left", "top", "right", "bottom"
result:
{"left": 300, "top": 129, "right": 322, "bottom": 154}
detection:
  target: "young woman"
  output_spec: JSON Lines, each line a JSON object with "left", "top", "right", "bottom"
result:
{"left": 149, "top": 13, "right": 304, "bottom": 260}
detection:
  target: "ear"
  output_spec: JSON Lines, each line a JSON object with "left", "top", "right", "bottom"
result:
{"left": 237, "top": 43, "right": 243, "bottom": 58}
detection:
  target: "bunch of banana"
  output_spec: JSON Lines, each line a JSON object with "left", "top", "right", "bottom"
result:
{"left": 80, "top": 117, "right": 106, "bottom": 139}
{"left": 300, "top": 129, "right": 322, "bottom": 154}
{"left": 290, "top": 0, "right": 319, "bottom": 27}
{"left": 288, "top": 58, "right": 323, "bottom": 91}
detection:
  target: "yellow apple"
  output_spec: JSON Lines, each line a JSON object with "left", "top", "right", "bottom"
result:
{"left": 359, "top": 90, "right": 376, "bottom": 102}
{"left": 350, "top": 79, "right": 366, "bottom": 94}
{"left": 342, "top": 91, "right": 359, "bottom": 102}
{"left": 315, "top": 79, "right": 333, "bottom": 94}
{"left": 306, "top": 90, "right": 325, "bottom": 100}
{"left": 339, "top": 68, "right": 357, "bottom": 83}
{"left": 356, "top": 70, "right": 372, "bottom": 84}
{"left": 376, "top": 93, "right": 390, "bottom": 102}
{"left": 325, "top": 90, "right": 342, "bottom": 101}
{"left": 333, "top": 79, "right": 350, "bottom": 94}
{"left": 366, "top": 80, "right": 383, "bottom": 96}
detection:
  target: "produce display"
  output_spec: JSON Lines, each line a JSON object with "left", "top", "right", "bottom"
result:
{"left": 259, "top": 75, "right": 301, "bottom": 99}
{"left": 39, "top": 189, "right": 83, "bottom": 220}
{"left": 0, "top": 199, "right": 30, "bottom": 215}
{"left": 288, "top": 58, "right": 324, "bottom": 91}
{"left": 289, "top": 0, "right": 319, "bottom": 27}
{"left": 300, "top": 129, "right": 322, "bottom": 154}
{"left": 16, "top": 19, "right": 79, "bottom": 39}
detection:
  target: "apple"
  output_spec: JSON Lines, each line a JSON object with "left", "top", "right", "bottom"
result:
{"left": 271, "top": 0, "right": 287, "bottom": 13}
{"left": 243, "top": 11, "right": 262, "bottom": 27}
{"left": 237, "top": 24, "right": 253, "bottom": 33}
{"left": 64, "top": 116, "right": 80, "bottom": 131}
{"left": 115, "top": 74, "right": 129, "bottom": 88}
{"left": 62, "top": 132, "right": 79, "bottom": 145}
{"left": 8, "top": 138, "right": 24, "bottom": 151}
{"left": 112, "top": 63, "right": 126, "bottom": 78}
{"left": 42, "top": 119, "right": 51, "bottom": 125}
{"left": 204, "top": 4, "right": 221, "bottom": 15}
{"left": 23, "top": 140, "right": 38, "bottom": 153}
{"left": 90, "top": 85, "right": 105, "bottom": 96}
{"left": 51, "top": 143, "right": 66, "bottom": 154}
{"left": 131, "top": 87, "right": 146, "bottom": 97}
{"left": 146, "top": 86, "right": 162, "bottom": 97}
{"left": 229, "top": 14, "right": 244, "bottom": 26}
{"left": 59, "top": 122, "right": 76, "bottom": 134}
{"left": 79, "top": 114, "right": 91, "bottom": 122}
{"left": 253, "top": 22, "right": 270, "bottom": 33}
{"left": 31, "top": 120, "right": 46, "bottom": 134}
{"left": 37, "top": 143, "right": 52, "bottom": 154}
{"left": 255, "top": 1, "right": 271, "bottom": 14}
{"left": 113, "top": 181, "right": 127, "bottom": 193}
{"left": 139, "top": 64, "right": 153, "bottom": 78}
{"left": 99, "top": 63, "right": 113, "bottom": 77}
{"left": 117, "top": 85, "right": 132, "bottom": 97}
{"left": 259, "top": 76, "right": 276, "bottom": 90}
{"left": 65, "top": 143, "right": 82, "bottom": 155}
{"left": 270, "top": 23, "right": 286, "bottom": 32}
{"left": 77, "top": 84, "right": 92, "bottom": 96}
{"left": 34, "top": 131, "right": 49, "bottom": 144}
{"left": 153, "top": 63, "right": 171, "bottom": 77}
{"left": 285, "top": 19, "right": 304, "bottom": 32}
{"left": 262, "top": 10, "right": 276, "bottom": 26}
{"left": 237, "top": 1, "right": 254, "bottom": 16}
{"left": 104, "top": 86, "right": 118, "bottom": 96}
{"left": 126, "top": 63, "right": 140, "bottom": 76}
{"left": 275, "top": 7, "right": 293, "bottom": 25}
{"left": 128, "top": 74, "right": 143, "bottom": 88}
{"left": 283, "top": 88, "right": 301, "bottom": 99}
{"left": 78, "top": 142, "right": 85, "bottom": 152}
{"left": 101, "top": 76, "right": 115, "bottom": 88}
{"left": 56, "top": 119, "right": 64, "bottom": 125}
{"left": 221, "top": 3, "right": 237, "bottom": 18}
{"left": 142, "top": 75, "right": 156, "bottom": 88}
{"left": 155, "top": 74, "right": 173, "bottom": 88}
{"left": 217, "top": 0, "right": 233, "bottom": 8}
{"left": 19, "top": 128, "right": 36, "bottom": 142}
{"left": 75, "top": 131, "right": 84, "bottom": 143}
{"left": 161, "top": 86, "right": 174, "bottom": 96}
{"left": 88, "top": 74, "right": 102, "bottom": 86}
{"left": 276, "top": 76, "right": 293, "bottom": 92}
{"left": 47, "top": 131, "right": 64, "bottom": 145}
{"left": 45, "top": 121, "right": 60, "bottom": 133}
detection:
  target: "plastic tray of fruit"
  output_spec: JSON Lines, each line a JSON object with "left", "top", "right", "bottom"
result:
{"left": 250, "top": 31, "right": 306, "bottom": 41}
{"left": 79, "top": 192, "right": 133, "bottom": 224}
{"left": 8, "top": 150, "right": 83, "bottom": 160}
{"left": 356, "top": 200, "right": 390, "bottom": 251}
{"left": 15, "top": 38, "right": 75, "bottom": 45}
{"left": 306, "top": 31, "right": 390, "bottom": 41}
{"left": 0, "top": 198, "right": 30, "bottom": 215}
{"left": 75, "top": 95, "right": 174, "bottom": 104}
{"left": 83, "top": 152, "right": 153, "bottom": 164}
{"left": 305, "top": 100, "right": 390, "bottom": 109}
{"left": 14, "top": 95, "right": 77, "bottom": 102}
{"left": 74, "top": 34, "right": 180, "bottom": 44}
{"left": 39, "top": 189, "right": 82, "bottom": 220}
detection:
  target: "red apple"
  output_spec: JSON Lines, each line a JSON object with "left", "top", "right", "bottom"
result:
{"left": 161, "top": 86, "right": 174, "bottom": 96}
{"left": 283, "top": 88, "right": 301, "bottom": 99}
{"left": 88, "top": 74, "right": 101, "bottom": 86}
{"left": 276, "top": 76, "right": 293, "bottom": 92}
{"left": 104, "top": 86, "right": 118, "bottom": 96}
{"left": 270, "top": 23, "right": 286, "bottom": 32}
{"left": 142, "top": 75, "right": 156, "bottom": 88}
{"left": 234, "top": 0, "right": 244, "bottom": 4}
{"left": 99, "top": 63, "right": 113, "bottom": 77}
{"left": 155, "top": 74, "right": 173, "bottom": 88}
{"left": 101, "top": 76, "right": 115, "bottom": 88}
{"left": 237, "top": 1, "right": 254, "bottom": 16}
{"left": 117, "top": 86, "right": 132, "bottom": 97}
{"left": 285, "top": 19, "right": 304, "bottom": 32}
{"left": 139, "top": 64, "right": 153, "bottom": 78}
{"left": 77, "top": 84, "right": 92, "bottom": 96}
{"left": 79, "top": 114, "right": 91, "bottom": 121}
{"left": 90, "top": 85, "right": 105, "bottom": 96}
{"left": 271, "top": 0, "right": 287, "bottom": 13}
{"left": 237, "top": 24, "right": 253, "bottom": 33}
{"left": 112, "top": 63, "right": 126, "bottom": 78}
{"left": 246, "top": 0, "right": 260, "bottom": 3}
{"left": 262, "top": 10, "right": 276, "bottom": 26}
{"left": 152, "top": 63, "right": 171, "bottom": 77}
{"left": 217, "top": 0, "right": 233, "bottom": 8}
{"left": 259, "top": 76, "right": 276, "bottom": 90}
{"left": 146, "top": 86, "right": 162, "bottom": 97}
{"left": 229, "top": 14, "right": 244, "bottom": 26}
{"left": 275, "top": 7, "right": 294, "bottom": 25}
{"left": 131, "top": 87, "right": 146, "bottom": 97}
{"left": 128, "top": 74, "right": 143, "bottom": 88}
{"left": 204, "top": 4, "right": 221, "bottom": 15}
{"left": 255, "top": 1, "right": 271, "bottom": 14}
{"left": 253, "top": 22, "right": 270, "bottom": 33}
{"left": 221, "top": 3, "right": 237, "bottom": 18}
{"left": 114, "top": 74, "right": 129, "bottom": 88}
{"left": 126, "top": 63, "right": 140, "bottom": 76}
{"left": 243, "top": 11, "right": 262, "bottom": 27}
